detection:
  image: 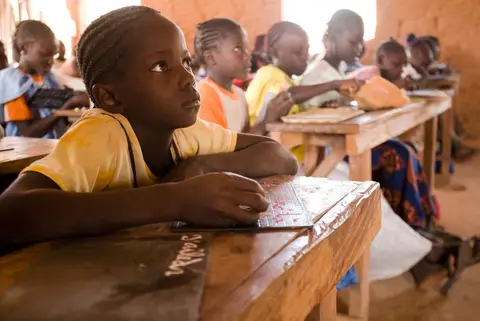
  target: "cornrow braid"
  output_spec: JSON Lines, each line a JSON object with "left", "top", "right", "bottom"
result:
{"left": 194, "top": 18, "right": 241, "bottom": 64}
{"left": 12, "top": 20, "right": 55, "bottom": 63}
{"left": 266, "top": 21, "right": 305, "bottom": 61}
{"left": 76, "top": 5, "right": 159, "bottom": 104}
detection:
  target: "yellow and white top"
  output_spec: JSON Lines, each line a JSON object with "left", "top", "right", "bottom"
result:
{"left": 23, "top": 108, "right": 237, "bottom": 192}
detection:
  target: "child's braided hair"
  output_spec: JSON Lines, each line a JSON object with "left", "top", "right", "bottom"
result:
{"left": 194, "top": 18, "right": 242, "bottom": 64}
{"left": 76, "top": 5, "right": 159, "bottom": 102}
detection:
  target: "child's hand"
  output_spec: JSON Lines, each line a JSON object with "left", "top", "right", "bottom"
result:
{"left": 265, "top": 91, "right": 294, "bottom": 122}
{"left": 337, "top": 79, "right": 364, "bottom": 97}
{"left": 178, "top": 172, "right": 269, "bottom": 227}
{"left": 62, "top": 92, "right": 90, "bottom": 109}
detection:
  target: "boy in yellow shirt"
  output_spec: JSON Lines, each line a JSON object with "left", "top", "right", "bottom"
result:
{"left": 0, "top": 6, "right": 297, "bottom": 249}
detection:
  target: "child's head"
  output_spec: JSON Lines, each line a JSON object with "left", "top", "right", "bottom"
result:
{"left": 77, "top": 6, "right": 199, "bottom": 130}
{"left": 194, "top": 18, "right": 251, "bottom": 81}
{"left": 324, "top": 9, "right": 364, "bottom": 64}
{"left": 13, "top": 20, "right": 57, "bottom": 75}
{"left": 266, "top": 21, "right": 309, "bottom": 77}
{"left": 376, "top": 38, "right": 407, "bottom": 82}
{"left": 406, "top": 34, "right": 434, "bottom": 71}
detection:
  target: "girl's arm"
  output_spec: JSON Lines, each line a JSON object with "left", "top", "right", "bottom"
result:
{"left": 184, "top": 133, "right": 298, "bottom": 178}
{"left": 16, "top": 93, "right": 89, "bottom": 137}
{"left": 0, "top": 171, "right": 267, "bottom": 250}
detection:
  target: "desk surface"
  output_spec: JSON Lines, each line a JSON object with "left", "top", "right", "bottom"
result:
{"left": 267, "top": 98, "right": 451, "bottom": 135}
{"left": 0, "top": 137, "right": 57, "bottom": 175}
{"left": 0, "top": 176, "right": 381, "bottom": 321}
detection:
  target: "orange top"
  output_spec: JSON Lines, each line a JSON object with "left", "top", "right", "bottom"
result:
{"left": 4, "top": 74, "right": 44, "bottom": 122}
{"left": 198, "top": 78, "right": 248, "bottom": 132}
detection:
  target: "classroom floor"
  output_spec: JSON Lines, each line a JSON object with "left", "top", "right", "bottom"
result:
{"left": 368, "top": 150, "right": 480, "bottom": 321}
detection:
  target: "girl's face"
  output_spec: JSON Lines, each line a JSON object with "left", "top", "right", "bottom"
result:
{"left": 272, "top": 32, "right": 309, "bottom": 76}
{"left": 101, "top": 15, "right": 199, "bottom": 130}
{"left": 378, "top": 51, "right": 407, "bottom": 81}
{"left": 409, "top": 42, "right": 434, "bottom": 71}
{"left": 208, "top": 28, "right": 252, "bottom": 80}
{"left": 20, "top": 38, "right": 57, "bottom": 75}
{"left": 328, "top": 24, "right": 364, "bottom": 64}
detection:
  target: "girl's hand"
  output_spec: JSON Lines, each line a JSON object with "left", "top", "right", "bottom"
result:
{"left": 178, "top": 172, "right": 269, "bottom": 227}
{"left": 337, "top": 79, "right": 364, "bottom": 97}
{"left": 62, "top": 92, "right": 90, "bottom": 110}
{"left": 265, "top": 91, "right": 294, "bottom": 122}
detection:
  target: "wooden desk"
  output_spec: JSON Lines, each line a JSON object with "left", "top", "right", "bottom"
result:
{"left": 0, "top": 137, "right": 57, "bottom": 175}
{"left": 267, "top": 98, "right": 452, "bottom": 320}
{"left": 0, "top": 177, "right": 381, "bottom": 321}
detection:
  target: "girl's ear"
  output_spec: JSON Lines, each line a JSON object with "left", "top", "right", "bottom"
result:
{"left": 203, "top": 50, "right": 215, "bottom": 66}
{"left": 91, "top": 84, "right": 123, "bottom": 113}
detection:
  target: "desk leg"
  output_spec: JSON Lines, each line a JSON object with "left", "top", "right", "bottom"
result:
{"left": 423, "top": 117, "right": 438, "bottom": 188}
{"left": 348, "top": 151, "right": 372, "bottom": 321}
{"left": 438, "top": 109, "right": 453, "bottom": 187}
{"left": 319, "top": 288, "right": 337, "bottom": 321}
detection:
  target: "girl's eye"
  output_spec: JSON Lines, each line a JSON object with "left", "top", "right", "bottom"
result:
{"left": 151, "top": 61, "right": 169, "bottom": 72}
{"left": 182, "top": 58, "right": 192, "bottom": 69}
{"left": 234, "top": 47, "right": 249, "bottom": 55}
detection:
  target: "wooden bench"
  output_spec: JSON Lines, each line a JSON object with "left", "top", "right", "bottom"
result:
{"left": 0, "top": 176, "right": 381, "bottom": 321}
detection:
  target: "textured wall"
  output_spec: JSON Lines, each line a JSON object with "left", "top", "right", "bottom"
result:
{"left": 365, "top": 0, "right": 480, "bottom": 136}
{"left": 142, "top": 0, "right": 281, "bottom": 53}
{"left": 142, "top": 0, "right": 480, "bottom": 136}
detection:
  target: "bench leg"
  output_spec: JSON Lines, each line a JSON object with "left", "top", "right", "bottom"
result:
{"left": 319, "top": 288, "right": 337, "bottom": 321}
{"left": 423, "top": 116, "right": 438, "bottom": 188}
{"left": 348, "top": 151, "right": 372, "bottom": 321}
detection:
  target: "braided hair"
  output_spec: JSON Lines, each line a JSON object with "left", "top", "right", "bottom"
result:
{"left": 194, "top": 18, "right": 242, "bottom": 64}
{"left": 76, "top": 6, "right": 159, "bottom": 103}
{"left": 266, "top": 21, "right": 305, "bottom": 60}
{"left": 12, "top": 20, "right": 55, "bottom": 63}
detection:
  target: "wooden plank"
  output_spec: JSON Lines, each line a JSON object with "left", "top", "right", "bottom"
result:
{"left": 437, "top": 108, "right": 453, "bottom": 187}
{"left": 344, "top": 99, "right": 450, "bottom": 155}
{"left": 0, "top": 177, "right": 381, "bottom": 321}
{"left": 202, "top": 182, "right": 381, "bottom": 321}
{"left": 348, "top": 151, "right": 372, "bottom": 321}
{"left": 267, "top": 99, "right": 450, "bottom": 137}
{"left": 0, "top": 137, "right": 57, "bottom": 174}
{"left": 319, "top": 288, "right": 337, "bottom": 321}
{"left": 310, "top": 143, "right": 346, "bottom": 178}
{"left": 423, "top": 117, "right": 438, "bottom": 188}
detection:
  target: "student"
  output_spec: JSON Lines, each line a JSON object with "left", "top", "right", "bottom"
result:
{"left": 0, "top": 41, "right": 8, "bottom": 70}
{"left": 0, "top": 6, "right": 298, "bottom": 250}
{"left": 0, "top": 20, "right": 89, "bottom": 138}
{"left": 246, "top": 21, "right": 360, "bottom": 138}
{"left": 196, "top": 18, "right": 251, "bottom": 133}
{"left": 299, "top": 9, "right": 437, "bottom": 229}
{"left": 375, "top": 38, "right": 415, "bottom": 89}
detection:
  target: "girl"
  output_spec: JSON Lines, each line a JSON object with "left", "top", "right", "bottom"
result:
{"left": 246, "top": 21, "right": 359, "bottom": 139}
{"left": 299, "top": 10, "right": 437, "bottom": 230}
{"left": 375, "top": 38, "right": 412, "bottom": 89}
{"left": 0, "top": 6, "right": 297, "bottom": 251}
{"left": 196, "top": 18, "right": 252, "bottom": 133}
{"left": 0, "top": 20, "right": 89, "bottom": 138}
